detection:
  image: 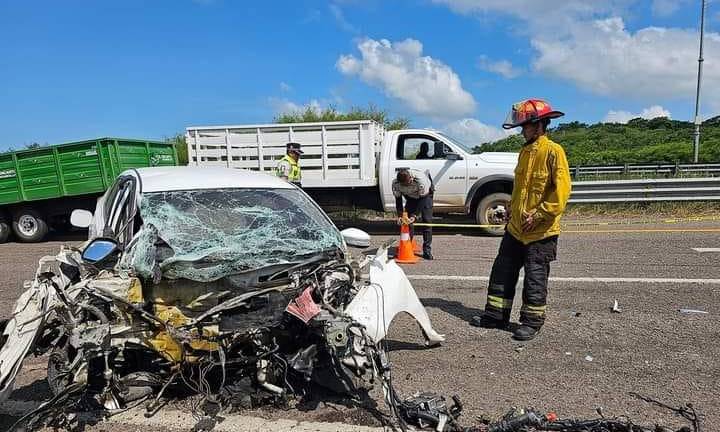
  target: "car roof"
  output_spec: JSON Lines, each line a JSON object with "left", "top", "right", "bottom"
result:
{"left": 126, "top": 166, "right": 295, "bottom": 193}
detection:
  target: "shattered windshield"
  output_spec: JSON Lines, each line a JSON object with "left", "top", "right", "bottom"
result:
{"left": 124, "top": 188, "right": 344, "bottom": 282}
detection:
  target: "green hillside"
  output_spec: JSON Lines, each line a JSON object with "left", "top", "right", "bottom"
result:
{"left": 476, "top": 117, "right": 720, "bottom": 165}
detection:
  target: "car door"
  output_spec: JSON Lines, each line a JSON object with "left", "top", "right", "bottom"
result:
{"left": 387, "top": 133, "right": 467, "bottom": 211}
{"left": 102, "top": 175, "right": 139, "bottom": 247}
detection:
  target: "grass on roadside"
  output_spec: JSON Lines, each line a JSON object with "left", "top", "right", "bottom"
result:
{"left": 326, "top": 201, "right": 720, "bottom": 225}
{"left": 565, "top": 201, "right": 720, "bottom": 218}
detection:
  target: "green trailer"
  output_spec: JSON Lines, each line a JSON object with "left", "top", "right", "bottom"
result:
{"left": 0, "top": 138, "right": 178, "bottom": 243}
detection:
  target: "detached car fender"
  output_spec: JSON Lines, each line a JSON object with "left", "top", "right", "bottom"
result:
{"left": 345, "top": 247, "right": 445, "bottom": 346}
{"left": 0, "top": 258, "right": 60, "bottom": 402}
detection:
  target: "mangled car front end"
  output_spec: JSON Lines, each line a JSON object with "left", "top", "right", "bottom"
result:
{"left": 0, "top": 168, "right": 444, "bottom": 430}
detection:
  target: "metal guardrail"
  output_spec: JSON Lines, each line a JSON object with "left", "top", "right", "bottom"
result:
{"left": 569, "top": 177, "right": 720, "bottom": 202}
{"left": 570, "top": 162, "right": 720, "bottom": 178}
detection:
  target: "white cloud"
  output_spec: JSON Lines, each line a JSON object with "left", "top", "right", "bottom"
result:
{"left": 651, "top": 0, "right": 691, "bottom": 17}
{"left": 531, "top": 17, "right": 719, "bottom": 100}
{"left": 279, "top": 82, "right": 292, "bottom": 93}
{"left": 434, "top": 1, "right": 719, "bottom": 104}
{"left": 268, "top": 98, "right": 324, "bottom": 114}
{"left": 603, "top": 105, "right": 672, "bottom": 123}
{"left": 431, "top": 0, "right": 633, "bottom": 31}
{"left": 337, "top": 38, "right": 476, "bottom": 119}
{"left": 443, "top": 118, "right": 515, "bottom": 145}
{"left": 329, "top": 4, "right": 359, "bottom": 33}
{"left": 477, "top": 55, "right": 522, "bottom": 79}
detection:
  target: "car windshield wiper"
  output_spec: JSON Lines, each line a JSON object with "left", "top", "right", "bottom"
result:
{"left": 267, "top": 246, "right": 342, "bottom": 281}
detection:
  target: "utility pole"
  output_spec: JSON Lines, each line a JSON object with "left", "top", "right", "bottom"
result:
{"left": 693, "top": 0, "right": 706, "bottom": 163}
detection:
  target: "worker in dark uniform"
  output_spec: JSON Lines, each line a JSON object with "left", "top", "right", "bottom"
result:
{"left": 392, "top": 168, "right": 434, "bottom": 260}
{"left": 416, "top": 142, "right": 431, "bottom": 159}
{"left": 275, "top": 142, "right": 303, "bottom": 186}
{"left": 472, "top": 99, "right": 571, "bottom": 341}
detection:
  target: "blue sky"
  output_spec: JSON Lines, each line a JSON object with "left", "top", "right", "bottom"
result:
{"left": 1, "top": 0, "right": 717, "bottom": 150}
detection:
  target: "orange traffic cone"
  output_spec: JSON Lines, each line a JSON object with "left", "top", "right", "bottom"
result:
{"left": 413, "top": 238, "right": 422, "bottom": 254}
{"left": 395, "top": 212, "right": 418, "bottom": 264}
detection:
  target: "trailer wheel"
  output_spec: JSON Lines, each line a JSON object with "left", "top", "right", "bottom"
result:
{"left": 475, "top": 192, "right": 511, "bottom": 237}
{"left": 0, "top": 214, "right": 10, "bottom": 244}
{"left": 12, "top": 209, "right": 49, "bottom": 243}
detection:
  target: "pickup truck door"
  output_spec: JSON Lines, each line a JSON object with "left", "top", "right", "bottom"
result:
{"left": 387, "top": 133, "right": 467, "bottom": 211}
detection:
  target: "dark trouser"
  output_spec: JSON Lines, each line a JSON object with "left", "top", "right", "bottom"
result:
{"left": 405, "top": 194, "right": 433, "bottom": 255}
{"left": 483, "top": 232, "right": 558, "bottom": 328}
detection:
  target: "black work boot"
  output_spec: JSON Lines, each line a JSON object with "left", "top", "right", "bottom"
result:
{"left": 422, "top": 249, "right": 434, "bottom": 260}
{"left": 512, "top": 324, "right": 541, "bottom": 341}
{"left": 470, "top": 315, "right": 508, "bottom": 330}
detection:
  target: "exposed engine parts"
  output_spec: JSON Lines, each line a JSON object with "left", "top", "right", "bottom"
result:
{"left": 0, "top": 243, "right": 448, "bottom": 431}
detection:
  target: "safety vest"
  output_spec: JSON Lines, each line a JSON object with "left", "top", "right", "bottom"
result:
{"left": 276, "top": 155, "right": 301, "bottom": 183}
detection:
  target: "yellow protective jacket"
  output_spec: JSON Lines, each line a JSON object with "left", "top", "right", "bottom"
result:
{"left": 275, "top": 155, "right": 301, "bottom": 183}
{"left": 507, "top": 135, "right": 571, "bottom": 244}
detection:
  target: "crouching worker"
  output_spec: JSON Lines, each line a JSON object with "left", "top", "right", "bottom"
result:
{"left": 472, "top": 99, "right": 571, "bottom": 341}
{"left": 392, "top": 168, "right": 434, "bottom": 260}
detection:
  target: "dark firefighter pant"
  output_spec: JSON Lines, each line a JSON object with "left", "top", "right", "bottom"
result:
{"left": 405, "top": 194, "right": 433, "bottom": 255}
{"left": 483, "top": 231, "right": 558, "bottom": 328}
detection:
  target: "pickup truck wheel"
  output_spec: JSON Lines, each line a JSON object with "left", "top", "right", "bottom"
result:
{"left": 0, "top": 215, "right": 10, "bottom": 243}
{"left": 12, "top": 209, "right": 49, "bottom": 243}
{"left": 475, "top": 192, "right": 510, "bottom": 236}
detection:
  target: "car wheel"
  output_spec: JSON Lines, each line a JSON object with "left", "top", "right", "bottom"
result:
{"left": 475, "top": 192, "right": 511, "bottom": 236}
{"left": 0, "top": 214, "right": 10, "bottom": 243}
{"left": 12, "top": 209, "right": 49, "bottom": 243}
{"left": 47, "top": 347, "right": 72, "bottom": 396}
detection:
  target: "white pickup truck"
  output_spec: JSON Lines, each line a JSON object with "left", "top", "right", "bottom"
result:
{"left": 186, "top": 120, "right": 517, "bottom": 234}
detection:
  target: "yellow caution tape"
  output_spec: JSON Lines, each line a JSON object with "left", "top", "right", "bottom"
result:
{"left": 563, "top": 228, "right": 720, "bottom": 234}
{"left": 412, "top": 214, "right": 720, "bottom": 230}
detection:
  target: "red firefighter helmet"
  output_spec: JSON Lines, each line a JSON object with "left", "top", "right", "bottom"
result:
{"left": 502, "top": 99, "right": 564, "bottom": 130}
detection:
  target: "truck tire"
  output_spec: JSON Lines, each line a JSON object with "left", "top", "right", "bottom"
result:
{"left": 475, "top": 192, "right": 511, "bottom": 237}
{"left": 12, "top": 209, "right": 49, "bottom": 243}
{"left": 0, "top": 214, "right": 10, "bottom": 244}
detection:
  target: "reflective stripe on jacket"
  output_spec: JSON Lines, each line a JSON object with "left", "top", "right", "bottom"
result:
{"left": 507, "top": 135, "right": 571, "bottom": 244}
{"left": 276, "top": 155, "right": 301, "bottom": 182}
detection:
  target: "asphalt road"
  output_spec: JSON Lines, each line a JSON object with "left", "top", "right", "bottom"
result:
{"left": 0, "top": 220, "right": 718, "bottom": 431}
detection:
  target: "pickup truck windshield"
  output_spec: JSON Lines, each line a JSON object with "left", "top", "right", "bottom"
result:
{"left": 438, "top": 132, "right": 475, "bottom": 154}
{"left": 125, "top": 188, "right": 343, "bottom": 282}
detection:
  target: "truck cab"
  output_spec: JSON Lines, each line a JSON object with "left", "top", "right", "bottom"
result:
{"left": 186, "top": 120, "right": 518, "bottom": 236}
{"left": 379, "top": 129, "right": 517, "bottom": 235}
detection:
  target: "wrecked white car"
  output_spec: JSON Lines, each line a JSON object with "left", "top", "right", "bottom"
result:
{"left": 0, "top": 167, "right": 444, "bottom": 430}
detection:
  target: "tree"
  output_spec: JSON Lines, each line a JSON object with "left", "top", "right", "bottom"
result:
{"left": 166, "top": 134, "right": 188, "bottom": 165}
{"left": 274, "top": 104, "right": 410, "bottom": 130}
{"left": 477, "top": 119, "right": 720, "bottom": 165}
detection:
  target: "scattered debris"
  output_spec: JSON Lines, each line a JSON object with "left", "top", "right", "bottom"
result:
{"left": 565, "top": 352, "right": 572, "bottom": 356}
{"left": 475, "top": 406, "right": 699, "bottom": 432}
{"left": 399, "top": 392, "right": 463, "bottom": 431}
{"left": 679, "top": 308, "right": 709, "bottom": 315}
{"left": 514, "top": 346, "right": 525, "bottom": 353}
{"left": 611, "top": 299, "right": 622, "bottom": 313}
{"left": 585, "top": 355, "right": 594, "bottom": 362}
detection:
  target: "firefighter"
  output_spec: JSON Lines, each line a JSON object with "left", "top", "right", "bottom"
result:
{"left": 392, "top": 168, "right": 434, "bottom": 260}
{"left": 275, "top": 142, "right": 303, "bottom": 186}
{"left": 472, "top": 99, "right": 572, "bottom": 341}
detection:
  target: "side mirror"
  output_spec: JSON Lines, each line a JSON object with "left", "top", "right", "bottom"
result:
{"left": 70, "top": 209, "right": 93, "bottom": 228}
{"left": 82, "top": 238, "right": 119, "bottom": 265}
{"left": 341, "top": 228, "right": 371, "bottom": 248}
{"left": 446, "top": 153, "right": 462, "bottom": 161}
